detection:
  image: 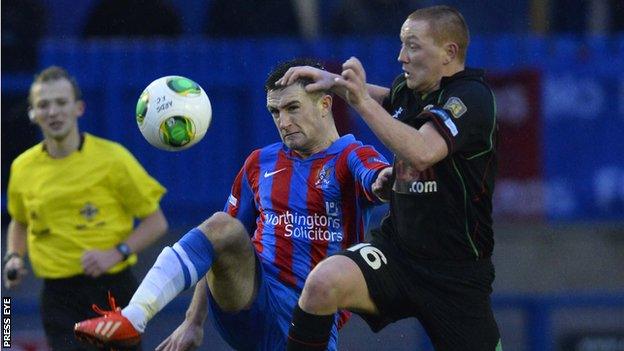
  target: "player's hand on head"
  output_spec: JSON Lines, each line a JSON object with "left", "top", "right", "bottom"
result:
{"left": 3, "top": 256, "right": 28, "bottom": 289}
{"left": 372, "top": 167, "right": 393, "bottom": 203}
{"left": 334, "top": 57, "right": 372, "bottom": 107}
{"left": 277, "top": 66, "right": 337, "bottom": 92}
{"left": 156, "top": 319, "right": 204, "bottom": 351}
{"left": 81, "top": 248, "right": 123, "bottom": 278}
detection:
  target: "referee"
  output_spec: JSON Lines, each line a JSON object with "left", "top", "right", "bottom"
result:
{"left": 282, "top": 6, "right": 502, "bottom": 351}
{"left": 3, "top": 66, "right": 168, "bottom": 351}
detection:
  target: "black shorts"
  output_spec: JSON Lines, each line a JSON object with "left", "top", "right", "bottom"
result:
{"left": 41, "top": 269, "right": 141, "bottom": 351}
{"left": 337, "top": 235, "right": 501, "bottom": 351}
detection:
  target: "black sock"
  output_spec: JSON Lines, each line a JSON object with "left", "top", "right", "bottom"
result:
{"left": 286, "top": 304, "right": 335, "bottom": 351}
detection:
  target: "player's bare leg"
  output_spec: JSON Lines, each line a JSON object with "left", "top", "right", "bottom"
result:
{"left": 200, "top": 212, "right": 257, "bottom": 312}
{"left": 299, "top": 255, "right": 377, "bottom": 314}
{"left": 287, "top": 255, "right": 379, "bottom": 350}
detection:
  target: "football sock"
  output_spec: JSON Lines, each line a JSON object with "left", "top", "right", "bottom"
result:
{"left": 286, "top": 304, "right": 335, "bottom": 351}
{"left": 122, "top": 227, "right": 215, "bottom": 332}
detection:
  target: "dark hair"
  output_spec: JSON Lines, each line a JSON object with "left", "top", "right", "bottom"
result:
{"left": 29, "top": 66, "right": 83, "bottom": 105}
{"left": 408, "top": 6, "right": 469, "bottom": 63}
{"left": 264, "top": 58, "right": 326, "bottom": 92}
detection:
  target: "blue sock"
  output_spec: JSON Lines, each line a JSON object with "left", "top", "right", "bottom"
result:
{"left": 172, "top": 227, "right": 215, "bottom": 289}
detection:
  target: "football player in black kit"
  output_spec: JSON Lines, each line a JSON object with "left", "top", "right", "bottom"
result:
{"left": 279, "top": 5, "right": 502, "bottom": 351}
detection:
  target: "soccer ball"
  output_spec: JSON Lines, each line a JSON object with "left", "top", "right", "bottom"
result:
{"left": 136, "top": 76, "right": 212, "bottom": 151}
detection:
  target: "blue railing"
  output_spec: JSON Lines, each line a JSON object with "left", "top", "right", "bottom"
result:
{"left": 492, "top": 293, "right": 624, "bottom": 351}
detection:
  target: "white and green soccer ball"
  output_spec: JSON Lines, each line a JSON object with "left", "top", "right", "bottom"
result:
{"left": 136, "top": 76, "right": 212, "bottom": 151}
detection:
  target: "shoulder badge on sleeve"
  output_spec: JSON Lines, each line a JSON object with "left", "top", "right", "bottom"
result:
{"left": 443, "top": 97, "right": 467, "bottom": 119}
{"left": 228, "top": 194, "right": 238, "bottom": 207}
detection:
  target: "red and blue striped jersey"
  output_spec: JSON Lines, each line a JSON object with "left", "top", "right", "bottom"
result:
{"left": 224, "top": 134, "right": 389, "bottom": 291}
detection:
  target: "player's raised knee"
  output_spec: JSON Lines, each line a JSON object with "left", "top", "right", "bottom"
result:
{"left": 198, "top": 212, "right": 242, "bottom": 234}
{"left": 198, "top": 212, "right": 248, "bottom": 253}
{"left": 300, "top": 257, "right": 345, "bottom": 311}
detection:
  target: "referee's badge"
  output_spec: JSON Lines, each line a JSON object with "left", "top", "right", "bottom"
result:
{"left": 80, "top": 202, "right": 99, "bottom": 221}
{"left": 443, "top": 97, "right": 467, "bottom": 119}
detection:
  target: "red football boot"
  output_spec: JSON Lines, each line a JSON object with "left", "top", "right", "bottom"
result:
{"left": 74, "top": 292, "right": 141, "bottom": 348}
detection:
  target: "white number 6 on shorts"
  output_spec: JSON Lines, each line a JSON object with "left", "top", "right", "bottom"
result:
{"left": 348, "top": 243, "right": 387, "bottom": 270}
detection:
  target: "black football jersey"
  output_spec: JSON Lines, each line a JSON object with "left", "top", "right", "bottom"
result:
{"left": 379, "top": 69, "right": 498, "bottom": 260}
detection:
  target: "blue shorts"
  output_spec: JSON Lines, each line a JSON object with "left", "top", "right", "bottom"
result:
{"left": 207, "top": 256, "right": 339, "bottom": 351}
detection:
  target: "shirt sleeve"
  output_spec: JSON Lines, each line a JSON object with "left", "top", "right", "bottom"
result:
{"left": 112, "top": 146, "right": 166, "bottom": 218}
{"left": 7, "top": 161, "right": 28, "bottom": 224}
{"left": 346, "top": 145, "right": 390, "bottom": 204}
{"left": 223, "top": 156, "right": 258, "bottom": 235}
{"left": 424, "top": 81, "right": 496, "bottom": 157}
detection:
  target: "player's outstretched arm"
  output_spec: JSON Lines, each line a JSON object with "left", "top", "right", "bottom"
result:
{"left": 277, "top": 64, "right": 389, "bottom": 104}
{"left": 278, "top": 65, "right": 339, "bottom": 93}
{"left": 336, "top": 57, "right": 448, "bottom": 170}
{"left": 156, "top": 278, "right": 208, "bottom": 351}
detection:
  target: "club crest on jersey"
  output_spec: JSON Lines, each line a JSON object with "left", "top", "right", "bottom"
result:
{"left": 315, "top": 165, "right": 334, "bottom": 189}
{"left": 443, "top": 97, "right": 467, "bottom": 119}
{"left": 80, "top": 202, "right": 99, "bottom": 221}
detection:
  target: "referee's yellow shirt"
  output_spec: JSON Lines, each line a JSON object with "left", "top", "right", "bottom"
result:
{"left": 7, "top": 133, "right": 166, "bottom": 279}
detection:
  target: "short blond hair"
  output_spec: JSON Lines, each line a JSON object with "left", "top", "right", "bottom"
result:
{"left": 408, "top": 6, "right": 469, "bottom": 63}
{"left": 29, "top": 66, "right": 82, "bottom": 105}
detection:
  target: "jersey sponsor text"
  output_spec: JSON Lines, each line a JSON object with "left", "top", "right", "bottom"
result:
{"left": 264, "top": 210, "right": 343, "bottom": 242}
{"left": 409, "top": 180, "right": 438, "bottom": 194}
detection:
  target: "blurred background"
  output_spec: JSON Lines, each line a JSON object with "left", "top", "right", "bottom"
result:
{"left": 2, "top": 0, "right": 623, "bottom": 350}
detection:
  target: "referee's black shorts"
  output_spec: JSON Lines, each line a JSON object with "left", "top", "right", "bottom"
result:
{"left": 41, "top": 268, "right": 141, "bottom": 351}
{"left": 337, "top": 234, "right": 501, "bottom": 351}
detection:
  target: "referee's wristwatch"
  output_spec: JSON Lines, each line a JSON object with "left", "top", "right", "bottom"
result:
{"left": 115, "top": 243, "right": 132, "bottom": 261}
